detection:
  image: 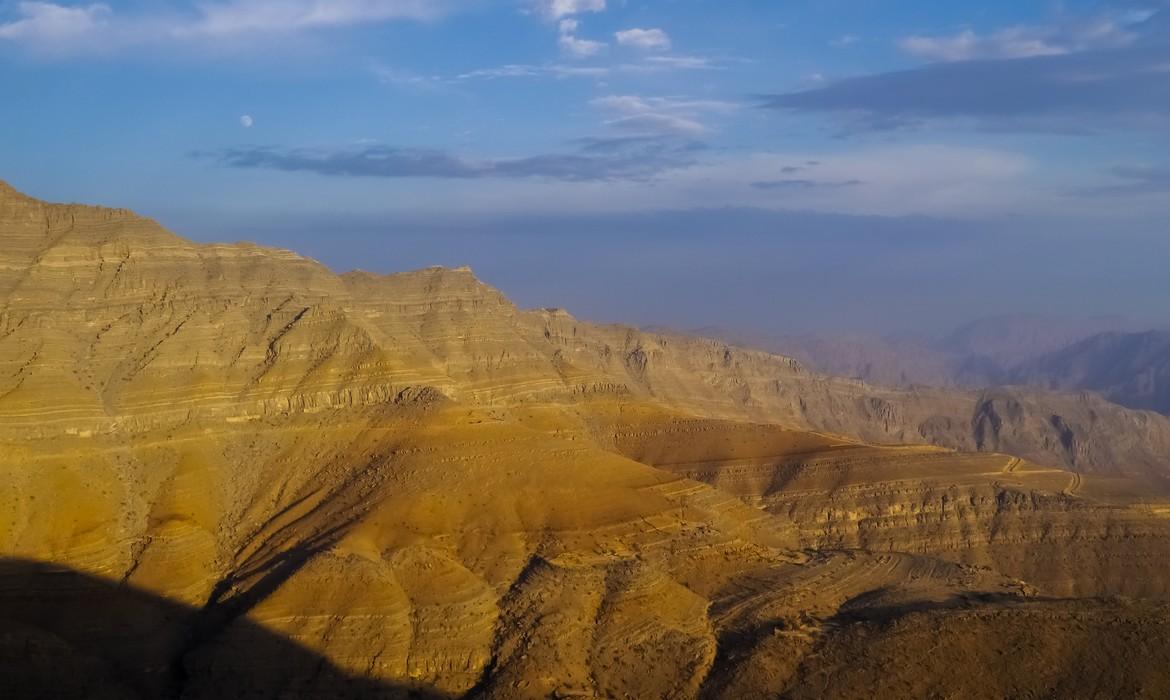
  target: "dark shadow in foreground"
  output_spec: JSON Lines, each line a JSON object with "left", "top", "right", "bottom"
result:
{"left": 0, "top": 558, "right": 450, "bottom": 700}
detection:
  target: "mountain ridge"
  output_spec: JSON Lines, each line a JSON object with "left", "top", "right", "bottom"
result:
{"left": 3, "top": 179, "right": 1170, "bottom": 476}
{"left": 1009, "top": 330, "right": 1170, "bottom": 414}
{"left": 684, "top": 315, "right": 1170, "bottom": 419}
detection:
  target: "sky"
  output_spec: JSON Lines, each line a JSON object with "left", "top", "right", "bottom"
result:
{"left": 2, "top": 0, "right": 1169, "bottom": 335}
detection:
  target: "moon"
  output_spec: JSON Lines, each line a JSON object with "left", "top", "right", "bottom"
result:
{"left": 240, "top": 115, "right": 254, "bottom": 128}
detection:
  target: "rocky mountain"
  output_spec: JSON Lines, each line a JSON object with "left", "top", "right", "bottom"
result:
{"left": 672, "top": 328, "right": 959, "bottom": 389}
{"left": 1009, "top": 330, "right": 1170, "bottom": 415}
{"left": 712, "top": 316, "right": 1170, "bottom": 420}
{"left": 4, "top": 180, "right": 1170, "bottom": 698}
{"left": 938, "top": 314, "right": 1142, "bottom": 366}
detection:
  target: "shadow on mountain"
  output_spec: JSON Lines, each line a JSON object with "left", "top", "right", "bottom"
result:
{"left": 0, "top": 558, "right": 450, "bottom": 700}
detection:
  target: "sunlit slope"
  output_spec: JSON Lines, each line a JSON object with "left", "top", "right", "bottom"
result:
{"left": 2, "top": 396, "right": 1040, "bottom": 698}
{"left": 606, "top": 409, "right": 1170, "bottom": 598}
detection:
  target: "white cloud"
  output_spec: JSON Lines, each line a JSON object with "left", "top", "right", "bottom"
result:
{"left": 644, "top": 55, "right": 712, "bottom": 70}
{"left": 558, "top": 34, "right": 605, "bottom": 56}
{"left": 592, "top": 95, "right": 738, "bottom": 115}
{"left": 558, "top": 18, "right": 605, "bottom": 58}
{"left": 185, "top": 0, "right": 444, "bottom": 37}
{"left": 708, "top": 145, "right": 1033, "bottom": 216}
{"left": 456, "top": 64, "right": 551, "bottom": 80}
{"left": 615, "top": 27, "right": 671, "bottom": 51}
{"left": 348, "top": 144, "right": 1041, "bottom": 220}
{"left": 899, "top": 17, "right": 1138, "bottom": 63}
{"left": 0, "top": 2, "right": 110, "bottom": 41}
{"left": 455, "top": 59, "right": 715, "bottom": 81}
{"left": 900, "top": 29, "right": 1065, "bottom": 62}
{"left": 591, "top": 95, "right": 738, "bottom": 135}
{"left": 533, "top": 0, "right": 605, "bottom": 20}
{"left": 606, "top": 112, "right": 708, "bottom": 135}
{"left": 0, "top": 0, "right": 452, "bottom": 52}
{"left": 370, "top": 63, "right": 448, "bottom": 90}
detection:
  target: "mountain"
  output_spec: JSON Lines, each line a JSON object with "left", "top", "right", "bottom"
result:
{"left": 714, "top": 330, "right": 966, "bottom": 388}
{"left": 713, "top": 316, "right": 1166, "bottom": 413}
{"left": 938, "top": 314, "right": 1142, "bottom": 366}
{"left": 4, "top": 181, "right": 1170, "bottom": 698}
{"left": 1010, "top": 331, "right": 1170, "bottom": 415}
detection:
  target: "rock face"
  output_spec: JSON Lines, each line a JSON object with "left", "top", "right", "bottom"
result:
{"left": 2, "top": 181, "right": 1170, "bottom": 699}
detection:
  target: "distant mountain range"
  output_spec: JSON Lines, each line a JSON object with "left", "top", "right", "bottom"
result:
{"left": 1010, "top": 330, "right": 1170, "bottom": 415}
{"left": 674, "top": 315, "right": 1170, "bottom": 415}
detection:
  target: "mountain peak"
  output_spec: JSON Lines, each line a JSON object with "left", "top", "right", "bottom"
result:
{"left": 420, "top": 264, "right": 477, "bottom": 277}
{"left": 0, "top": 179, "right": 28, "bottom": 200}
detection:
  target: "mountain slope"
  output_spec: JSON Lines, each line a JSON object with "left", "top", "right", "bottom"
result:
{"left": 712, "top": 317, "right": 1169, "bottom": 422}
{"left": 1010, "top": 330, "right": 1170, "bottom": 414}
{"left": 938, "top": 314, "right": 1142, "bottom": 366}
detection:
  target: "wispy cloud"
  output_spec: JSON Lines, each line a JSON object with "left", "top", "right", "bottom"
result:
{"left": 1074, "top": 165, "right": 1170, "bottom": 197}
{"left": 898, "top": 18, "right": 1138, "bottom": 63}
{"left": 751, "top": 178, "right": 863, "bottom": 190}
{"left": 531, "top": 0, "right": 605, "bottom": 21}
{"left": 185, "top": 0, "right": 446, "bottom": 36}
{"left": 615, "top": 27, "right": 671, "bottom": 51}
{"left": 195, "top": 137, "right": 702, "bottom": 182}
{"left": 901, "top": 29, "right": 1063, "bottom": 62}
{"left": 665, "top": 145, "right": 1035, "bottom": 217}
{"left": 455, "top": 63, "right": 606, "bottom": 80}
{"left": 644, "top": 55, "right": 714, "bottom": 70}
{"left": 0, "top": 2, "right": 110, "bottom": 41}
{"left": 0, "top": 0, "right": 454, "bottom": 53}
{"left": 749, "top": 161, "right": 863, "bottom": 190}
{"left": 353, "top": 144, "right": 1037, "bottom": 219}
{"left": 190, "top": 142, "right": 1043, "bottom": 221}
{"left": 591, "top": 95, "right": 739, "bottom": 136}
{"left": 455, "top": 55, "right": 719, "bottom": 81}
{"left": 764, "top": 38, "right": 1170, "bottom": 133}
{"left": 779, "top": 9, "right": 1165, "bottom": 132}
{"left": 558, "top": 18, "right": 605, "bottom": 58}
{"left": 369, "top": 63, "right": 450, "bottom": 91}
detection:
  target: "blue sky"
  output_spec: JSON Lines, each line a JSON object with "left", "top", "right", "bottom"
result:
{"left": 2, "top": 0, "right": 1169, "bottom": 333}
